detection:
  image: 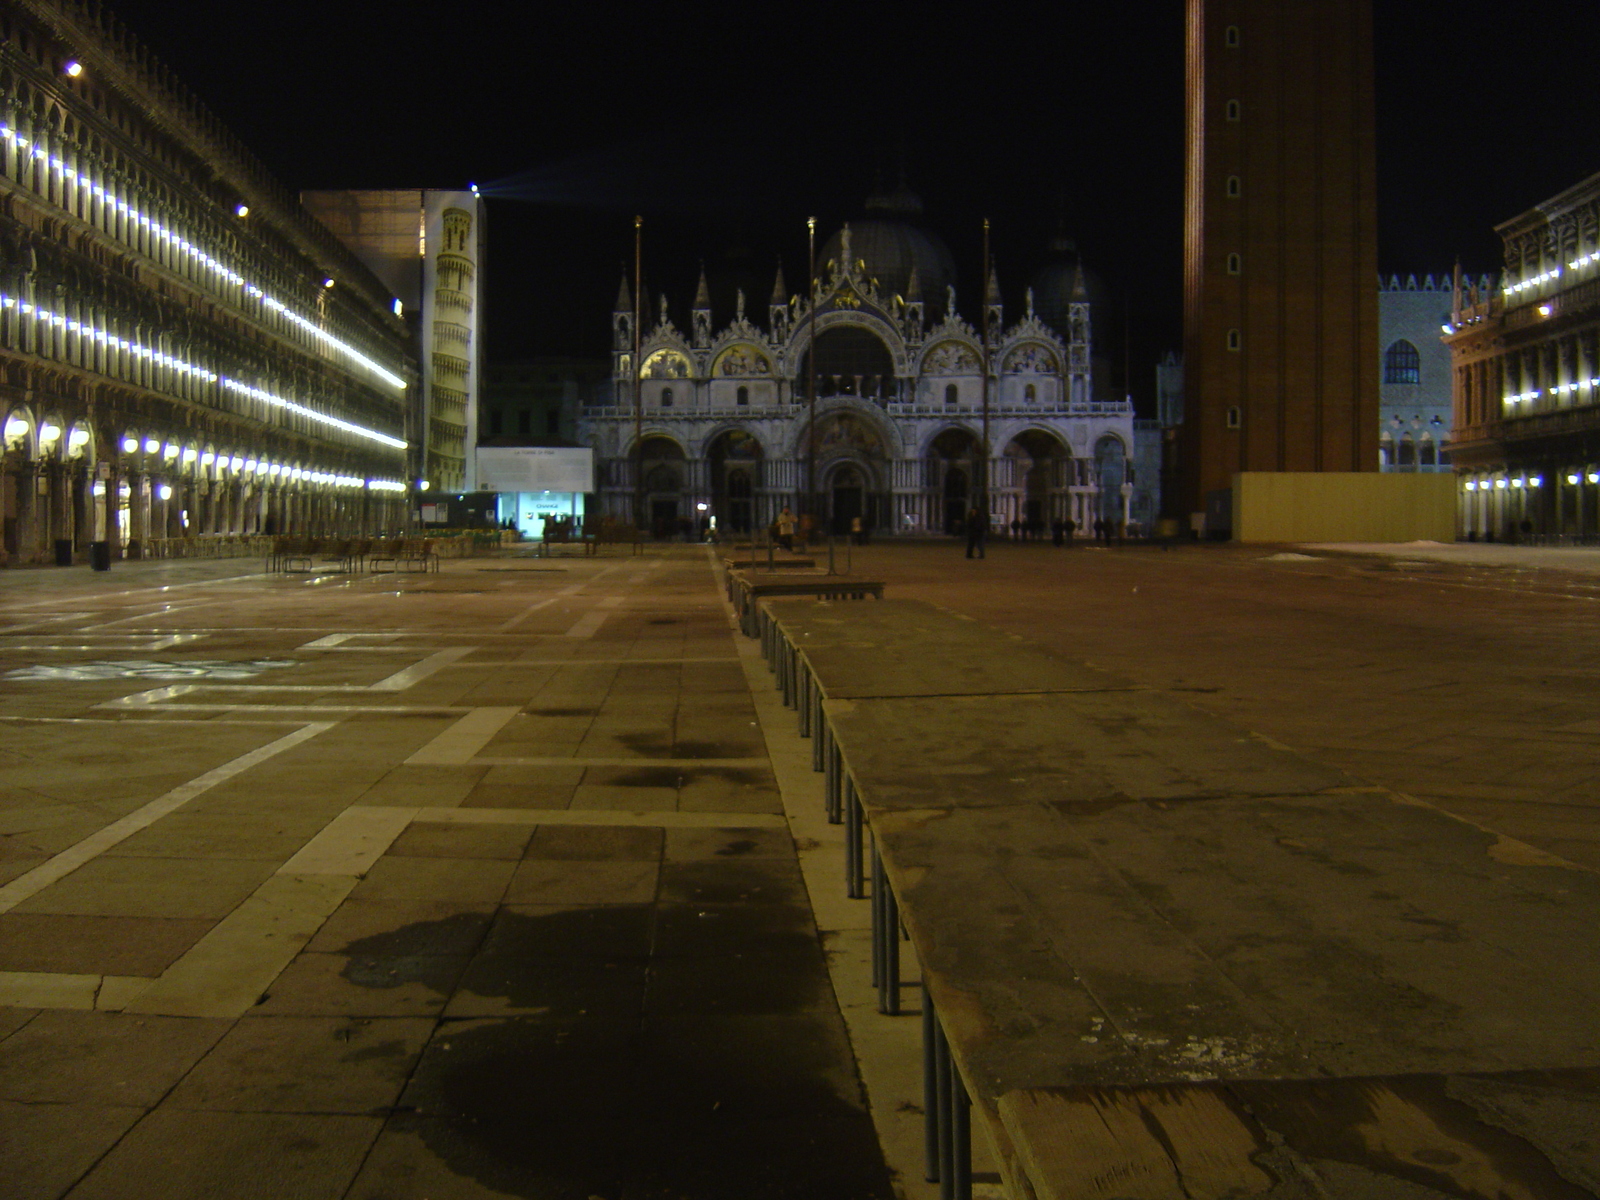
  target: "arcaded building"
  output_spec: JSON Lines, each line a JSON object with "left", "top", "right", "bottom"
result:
{"left": 579, "top": 194, "right": 1154, "bottom": 538}
{"left": 1447, "top": 171, "right": 1600, "bottom": 540}
{"left": 0, "top": 0, "right": 417, "bottom": 565}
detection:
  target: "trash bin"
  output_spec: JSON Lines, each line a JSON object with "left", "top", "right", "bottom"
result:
{"left": 89, "top": 540, "right": 111, "bottom": 571}
{"left": 54, "top": 539, "right": 73, "bottom": 566}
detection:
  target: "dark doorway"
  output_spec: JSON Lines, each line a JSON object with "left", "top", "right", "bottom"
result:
{"left": 830, "top": 465, "right": 864, "bottom": 535}
{"left": 943, "top": 467, "right": 967, "bottom": 534}
{"left": 727, "top": 469, "right": 752, "bottom": 534}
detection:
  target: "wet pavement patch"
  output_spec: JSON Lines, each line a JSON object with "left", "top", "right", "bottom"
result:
{"left": 325, "top": 894, "right": 893, "bottom": 1197}
{"left": 5, "top": 658, "right": 299, "bottom": 681}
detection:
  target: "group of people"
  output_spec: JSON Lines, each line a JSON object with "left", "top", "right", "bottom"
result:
{"left": 964, "top": 510, "right": 1130, "bottom": 557}
{"left": 770, "top": 507, "right": 871, "bottom": 549}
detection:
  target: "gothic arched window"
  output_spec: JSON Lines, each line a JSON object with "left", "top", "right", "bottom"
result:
{"left": 736, "top": 386, "right": 749, "bottom": 406}
{"left": 1024, "top": 383, "right": 1037, "bottom": 403}
{"left": 660, "top": 387, "right": 673, "bottom": 408}
{"left": 945, "top": 383, "right": 958, "bottom": 406}
{"left": 1384, "top": 340, "right": 1421, "bottom": 384}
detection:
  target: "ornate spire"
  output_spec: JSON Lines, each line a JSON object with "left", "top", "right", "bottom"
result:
{"left": 985, "top": 264, "right": 1002, "bottom": 305}
{"left": 691, "top": 266, "right": 712, "bottom": 347}
{"left": 905, "top": 261, "right": 923, "bottom": 304}
{"left": 770, "top": 261, "right": 787, "bottom": 304}
{"left": 614, "top": 268, "right": 632, "bottom": 314}
{"left": 1071, "top": 264, "right": 1089, "bottom": 302}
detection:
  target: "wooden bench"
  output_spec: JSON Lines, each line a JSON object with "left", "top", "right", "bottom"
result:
{"left": 756, "top": 598, "right": 1600, "bottom": 1200}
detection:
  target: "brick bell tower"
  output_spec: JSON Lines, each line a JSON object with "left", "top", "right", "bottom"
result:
{"left": 1178, "top": 0, "right": 1380, "bottom": 533}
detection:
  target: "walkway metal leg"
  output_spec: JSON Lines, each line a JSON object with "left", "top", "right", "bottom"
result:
{"left": 923, "top": 986, "right": 940, "bottom": 1184}
{"left": 950, "top": 1056, "right": 972, "bottom": 1200}
{"left": 877, "top": 848, "right": 901, "bottom": 1016}
{"left": 845, "top": 779, "right": 863, "bottom": 899}
{"left": 935, "top": 1002, "right": 954, "bottom": 1199}
{"left": 832, "top": 739, "right": 844, "bottom": 825}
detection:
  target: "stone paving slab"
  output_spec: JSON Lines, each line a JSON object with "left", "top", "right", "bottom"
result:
{"left": 8, "top": 541, "right": 1595, "bottom": 1199}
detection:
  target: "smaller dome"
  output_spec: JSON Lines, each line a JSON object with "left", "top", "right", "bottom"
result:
{"left": 1030, "top": 231, "right": 1112, "bottom": 343}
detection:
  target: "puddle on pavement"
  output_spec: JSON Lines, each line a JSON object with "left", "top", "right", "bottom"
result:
{"left": 4, "top": 657, "right": 299, "bottom": 681}
{"left": 334, "top": 903, "right": 892, "bottom": 1198}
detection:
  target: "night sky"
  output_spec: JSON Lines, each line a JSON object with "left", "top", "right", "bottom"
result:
{"left": 105, "top": 0, "right": 1599, "bottom": 405}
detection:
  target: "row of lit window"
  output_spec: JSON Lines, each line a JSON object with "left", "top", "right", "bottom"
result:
{"left": 1504, "top": 376, "right": 1600, "bottom": 405}
{"left": 0, "top": 120, "right": 407, "bottom": 391}
{"left": 1503, "top": 250, "right": 1600, "bottom": 297}
{"left": 1464, "top": 477, "right": 1543, "bottom": 490}
{"left": 3, "top": 416, "right": 405, "bottom": 491}
{"left": 0, "top": 292, "right": 406, "bottom": 450}
{"left": 1464, "top": 472, "right": 1600, "bottom": 491}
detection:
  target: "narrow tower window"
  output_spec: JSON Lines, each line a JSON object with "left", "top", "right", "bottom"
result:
{"left": 660, "top": 387, "right": 673, "bottom": 408}
{"left": 1226, "top": 406, "right": 1242, "bottom": 428}
{"left": 945, "top": 383, "right": 958, "bottom": 406}
{"left": 1224, "top": 24, "right": 1240, "bottom": 47}
{"left": 736, "top": 385, "right": 749, "bottom": 406}
{"left": 1226, "top": 253, "right": 1242, "bottom": 275}
{"left": 1225, "top": 99, "right": 1241, "bottom": 122}
{"left": 1225, "top": 175, "right": 1242, "bottom": 198}
{"left": 1226, "top": 328, "right": 1242, "bottom": 351}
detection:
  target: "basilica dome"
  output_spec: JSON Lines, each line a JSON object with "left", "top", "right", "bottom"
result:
{"left": 1030, "top": 230, "right": 1113, "bottom": 345}
{"left": 818, "top": 186, "right": 957, "bottom": 319}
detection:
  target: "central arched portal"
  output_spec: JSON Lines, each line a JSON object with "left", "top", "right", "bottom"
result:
{"left": 828, "top": 463, "right": 865, "bottom": 536}
{"left": 638, "top": 435, "right": 687, "bottom": 535}
{"left": 797, "top": 326, "right": 896, "bottom": 401}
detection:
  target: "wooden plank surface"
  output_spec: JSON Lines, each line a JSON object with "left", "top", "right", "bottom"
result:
{"left": 769, "top": 599, "right": 1113, "bottom": 698}
{"left": 826, "top": 690, "right": 1351, "bottom": 808}
{"left": 872, "top": 795, "right": 1600, "bottom": 1096}
{"left": 999, "top": 1074, "right": 1600, "bottom": 1199}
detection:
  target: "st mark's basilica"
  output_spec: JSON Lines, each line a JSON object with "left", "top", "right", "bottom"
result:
{"left": 579, "top": 190, "right": 1156, "bottom": 537}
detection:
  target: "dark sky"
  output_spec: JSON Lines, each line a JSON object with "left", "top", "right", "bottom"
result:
{"left": 106, "top": 0, "right": 1598, "bottom": 403}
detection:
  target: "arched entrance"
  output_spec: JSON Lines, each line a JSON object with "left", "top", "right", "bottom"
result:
{"left": 828, "top": 463, "right": 865, "bottom": 536}
{"left": 707, "top": 429, "right": 762, "bottom": 535}
{"left": 1005, "top": 429, "right": 1069, "bottom": 533}
{"left": 928, "top": 428, "right": 982, "bottom": 534}
{"left": 637, "top": 436, "right": 687, "bottom": 536}
{"left": 1093, "top": 434, "right": 1127, "bottom": 526}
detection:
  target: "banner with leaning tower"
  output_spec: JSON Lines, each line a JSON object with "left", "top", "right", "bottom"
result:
{"left": 421, "top": 192, "right": 483, "bottom": 493}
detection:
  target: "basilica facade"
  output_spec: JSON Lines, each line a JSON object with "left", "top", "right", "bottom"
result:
{"left": 578, "top": 208, "right": 1153, "bottom": 537}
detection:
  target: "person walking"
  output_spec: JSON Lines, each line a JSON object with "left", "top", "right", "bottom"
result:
{"left": 965, "top": 506, "right": 987, "bottom": 559}
{"left": 776, "top": 505, "right": 796, "bottom": 551}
